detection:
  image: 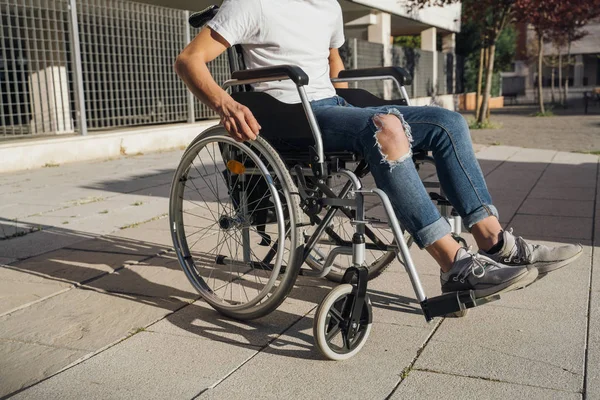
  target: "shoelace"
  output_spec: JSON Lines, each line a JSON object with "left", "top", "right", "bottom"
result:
{"left": 453, "top": 248, "right": 488, "bottom": 283}
{"left": 505, "top": 228, "right": 537, "bottom": 264}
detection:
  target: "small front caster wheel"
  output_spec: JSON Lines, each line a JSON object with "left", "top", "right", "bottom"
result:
{"left": 453, "top": 234, "right": 468, "bottom": 248}
{"left": 313, "top": 284, "right": 373, "bottom": 361}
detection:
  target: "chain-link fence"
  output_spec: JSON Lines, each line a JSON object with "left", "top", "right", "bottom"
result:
{"left": 1, "top": 0, "right": 465, "bottom": 140}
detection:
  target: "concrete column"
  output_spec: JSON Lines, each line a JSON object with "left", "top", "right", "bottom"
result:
{"left": 442, "top": 33, "right": 456, "bottom": 93}
{"left": 421, "top": 27, "right": 437, "bottom": 96}
{"left": 368, "top": 12, "right": 392, "bottom": 99}
{"left": 27, "top": 5, "right": 74, "bottom": 134}
{"left": 573, "top": 54, "right": 584, "bottom": 87}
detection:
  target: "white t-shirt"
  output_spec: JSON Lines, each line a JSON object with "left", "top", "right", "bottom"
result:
{"left": 208, "top": 0, "right": 345, "bottom": 104}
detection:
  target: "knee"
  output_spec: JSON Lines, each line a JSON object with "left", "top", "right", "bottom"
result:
{"left": 373, "top": 114, "right": 412, "bottom": 162}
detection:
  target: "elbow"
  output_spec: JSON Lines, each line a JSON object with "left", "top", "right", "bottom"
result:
{"left": 174, "top": 54, "right": 188, "bottom": 77}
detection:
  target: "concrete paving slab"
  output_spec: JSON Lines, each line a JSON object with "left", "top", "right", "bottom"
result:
{"left": 529, "top": 185, "right": 596, "bottom": 201}
{"left": 149, "top": 296, "right": 315, "bottom": 348}
{"left": 507, "top": 147, "right": 556, "bottom": 164}
{"left": 475, "top": 145, "right": 520, "bottom": 162}
{"left": 394, "top": 370, "right": 579, "bottom": 400}
{"left": 0, "top": 257, "right": 16, "bottom": 265}
{"left": 0, "top": 287, "right": 183, "bottom": 351}
{"left": 7, "top": 247, "right": 146, "bottom": 285}
{"left": 414, "top": 242, "right": 591, "bottom": 394}
{"left": 509, "top": 214, "right": 593, "bottom": 240}
{"left": 0, "top": 266, "right": 72, "bottom": 315}
{"left": 536, "top": 164, "right": 597, "bottom": 189}
{"left": 0, "top": 228, "right": 95, "bottom": 261}
{"left": 415, "top": 304, "right": 586, "bottom": 392}
{"left": 10, "top": 331, "right": 258, "bottom": 400}
{"left": 586, "top": 208, "right": 600, "bottom": 399}
{"left": 519, "top": 198, "right": 595, "bottom": 218}
{"left": 82, "top": 254, "right": 198, "bottom": 302}
{"left": 0, "top": 339, "right": 87, "bottom": 398}
{"left": 201, "top": 316, "right": 435, "bottom": 400}
{"left": 66, "top": 235, "right": 168, "bottom": 257}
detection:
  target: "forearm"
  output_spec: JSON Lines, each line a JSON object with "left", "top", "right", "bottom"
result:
{"left": 174, "top": 55, "right": 232, "bottom": 115}
{"left": 329, "top": 56, "right": 348, "bottom": 89}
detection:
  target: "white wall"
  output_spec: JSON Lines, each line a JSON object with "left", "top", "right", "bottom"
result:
{"left": 346, "top": 0, "right": 461, "bottom": 33}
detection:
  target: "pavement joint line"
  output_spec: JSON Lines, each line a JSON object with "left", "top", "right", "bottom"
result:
{"left": 430, "top": 337, "right": 581, "bottom": 376}
{"left": 411, "top": 367, "right": 583, "bottom": 394}
{"left": 513, "top": 213, "right": 594, "bottom": 220}
{"left": 0, "top": 248, "right": 168, "bottom": 317}
{"left": 0, "top": 337, "right": 89, "bottom": 353}
{"left": 3, "top": 295, "right": 197, "bottom": 399}
{"left": 506, "top": 151, "right": 559, "bottom": 228}
{"left": 0, "top": 286, "right": 74, "bottom": 318}
{"left": 480, "top": 147, "right": 521, "bottom": 179}
{"left": 197, "top": 303, "right": 320, "bottom": 398}
{"left": 384, "top": 318, "right": 445, "bottom": 400}
{"left": 582, "top": 157, "right": 599, "bottom": 400}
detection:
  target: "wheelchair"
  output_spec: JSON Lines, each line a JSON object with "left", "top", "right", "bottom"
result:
{"left": 170, "top": 5, "right": 497, "bottom": 361}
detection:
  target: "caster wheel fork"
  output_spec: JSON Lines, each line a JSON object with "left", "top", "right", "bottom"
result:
{"left": 313, "top": 266, "right": 372, "bottom": 361}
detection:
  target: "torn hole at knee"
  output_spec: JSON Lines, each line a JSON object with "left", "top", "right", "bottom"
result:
{"left": 372, "top": 111, "right": 414, "bottom": 170}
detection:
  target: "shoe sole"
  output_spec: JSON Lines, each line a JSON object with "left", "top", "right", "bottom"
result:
{"left": 532, "top": 247, "right": 584, "bottom": 275}
{"left": 473, "top": 268, "right": 539, "bottom": 299}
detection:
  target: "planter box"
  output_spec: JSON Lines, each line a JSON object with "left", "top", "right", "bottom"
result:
{"left": 458, "top": 92, "right": 504, "bottom": 111}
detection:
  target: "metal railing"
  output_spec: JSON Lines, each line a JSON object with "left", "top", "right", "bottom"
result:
{"left": 0, "top": 0, "right": 463, "bottom": 140}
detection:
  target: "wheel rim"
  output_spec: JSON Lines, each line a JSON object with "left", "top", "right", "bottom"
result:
{"left": 316, "top": 285, "right": 372, "bottom": 358}
{"left": 170, "top": 133, "right": 292, "bottom": 311}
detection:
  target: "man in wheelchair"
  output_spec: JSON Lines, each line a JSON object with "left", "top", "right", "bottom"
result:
{"left": 174, "top": 0, "right": 582, "bottom": 300}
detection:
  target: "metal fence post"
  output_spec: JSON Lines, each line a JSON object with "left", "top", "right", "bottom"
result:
{"left": 67, "top": 0, "right": 87, "bottom": 135}
{"left": 184, "top": 10, "right": 195, "bottom": 124}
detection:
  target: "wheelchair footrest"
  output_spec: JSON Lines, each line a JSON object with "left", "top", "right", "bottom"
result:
{"left": 420, "top": 291, "right": 500, "bottom": 322}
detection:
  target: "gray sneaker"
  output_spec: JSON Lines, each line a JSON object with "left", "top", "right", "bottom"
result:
{"left": 479, "top": 229, "right": 583, "bottom": 275}
{"left": 441, "top": 248, "right": 538, "bottom": 298}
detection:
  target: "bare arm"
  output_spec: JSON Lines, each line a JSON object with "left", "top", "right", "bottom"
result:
{"left": 174, "top": 27, "right": 260, "bottom": 141}
{"left": 329, "top": 48, "right": 348, "bottom": 89}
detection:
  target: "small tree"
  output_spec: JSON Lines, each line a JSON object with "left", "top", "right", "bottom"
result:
{"left": 410, "top": 0, "right": 516, "bottom": 124}
{"left": 514, "top": 0, "right": 564, "bottom": 114}
{"left": 549, "top": 1, "right": 600, "bottom": 106}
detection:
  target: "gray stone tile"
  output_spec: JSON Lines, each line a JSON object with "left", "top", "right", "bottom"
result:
{"left": 201, "top": 316, "right": 435, "bottom": 400}
{"left": 394, "top": 370, "right": 579, "bottom": 399}
{"left": 66, "top": 235, "right": 168, "bottom": 257}
{"left": 529, "top": 185, "right": 596, "bottom": 201}
{"left": 149, "top": 295, "right": 316, "bottom": 348}
{"left": 0, "top": 339, "right": 87, "bottom": 398}
{"left": 82, "top": 254, "right": 198, "bottom": 302}
{"left": 509, "top": 214, "right": 592, "bottom": 240}
{"left": 0, "top": 257, "right": 16, "bottom": 265}
{"left": 415, "top": 295, "right": 587, "bottom": 392}
{"left": 0, "top": 266, "right": 72, "bottom": 315}
{"left": 0, "top": 228, "right": 94, "bottom": 260}
{"left": 587, "top": 222, "right": 600, "bottom": 399}
{"left": 519, "top": 198, "right": 594, "bottom": 218}
{"left": 7, "top": 248, "right": 146, "bottom": 285}
{"left": 11, "top": 331, "right": 258, "bottom": 400}
{"left": 0, "top": 287, "right": 184, "bottom": 351}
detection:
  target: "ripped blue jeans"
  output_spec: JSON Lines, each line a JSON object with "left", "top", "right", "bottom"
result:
{"left": 311, "top": 95, "right": 498, "bottom": 249}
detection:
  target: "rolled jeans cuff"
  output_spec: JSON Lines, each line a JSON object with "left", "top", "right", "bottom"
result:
{"left": 463, "top": 204, "right": 499, "bottom": 230}
{"left": 412, "top": 216, "right": 452, "bottom": 249}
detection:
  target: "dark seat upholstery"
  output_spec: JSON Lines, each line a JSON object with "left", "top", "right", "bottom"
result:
{"left": 231, "top": 88, "right": 409, "bottom": 162}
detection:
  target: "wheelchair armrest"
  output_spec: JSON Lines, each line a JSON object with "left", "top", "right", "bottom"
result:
{"left": 231, "top": 65, "right": 309, "bottom": 86}
{"left": 337, "top": 67, "right": 413, "bottom": 87}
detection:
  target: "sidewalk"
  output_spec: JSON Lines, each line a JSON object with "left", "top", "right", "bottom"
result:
{"left": 0, "top": 145, "right": 598, "bottom": 399}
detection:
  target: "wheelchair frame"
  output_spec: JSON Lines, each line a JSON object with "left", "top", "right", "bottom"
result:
{"left": 173, "top": 5, "right": 501, "bottom": 359}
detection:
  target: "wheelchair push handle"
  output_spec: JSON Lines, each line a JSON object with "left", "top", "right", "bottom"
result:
{"left": 188, "top": 5, "right": 219, "bottom": 28}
